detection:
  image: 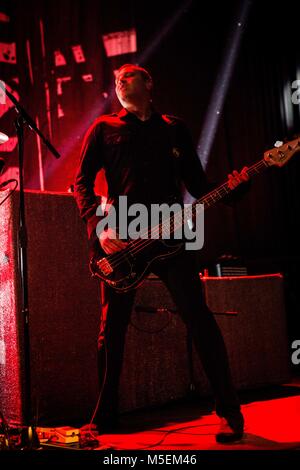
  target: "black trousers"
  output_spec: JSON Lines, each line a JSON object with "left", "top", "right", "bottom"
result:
{"left": 96, "top": 249, "right": 240, "bottom": 422}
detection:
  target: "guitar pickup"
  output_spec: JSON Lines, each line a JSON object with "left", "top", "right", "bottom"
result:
{"left": 97, "top": 257, "right": 113, "bottom": 276}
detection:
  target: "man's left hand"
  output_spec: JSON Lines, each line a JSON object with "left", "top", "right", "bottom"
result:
{"left": 227, "top": 166, "right": 249, "bottom": 190}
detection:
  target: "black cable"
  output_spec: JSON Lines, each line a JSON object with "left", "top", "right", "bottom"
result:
{"left": 129, "top": 307, "right": 175, "bottom": 334}
{"left": 80, "top": 306, "right": 108, "bottom": 445}
{"left": 0, "top": 410, "right": 13, "bottom": 449}
{"left": 0, "top": 180, "right": 18, "bottom": 207}
{"left": 116, "top": 422, "right": 219, "bottom": 451}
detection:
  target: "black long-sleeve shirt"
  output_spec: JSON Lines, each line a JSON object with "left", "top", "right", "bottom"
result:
{"left": 74, "top": 108, "right": 210, "bottom": 250}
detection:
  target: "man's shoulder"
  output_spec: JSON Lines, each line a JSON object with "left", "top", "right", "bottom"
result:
{"left": 85, "top": 113, "right": 123, "bottom": 137}
{"left": 91, "top": 113, "right": 121, "bottom": 127}
{"left": 161, "top": 114, "right": 184, "bottom": 126}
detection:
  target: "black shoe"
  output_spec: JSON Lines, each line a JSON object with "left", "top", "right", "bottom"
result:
{"left": 215, "top": 412, "right": 244, "bottom": 444}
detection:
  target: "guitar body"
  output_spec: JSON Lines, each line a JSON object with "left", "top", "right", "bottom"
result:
{"left": 90, "top": 239, "right": 184, "bottom": 293}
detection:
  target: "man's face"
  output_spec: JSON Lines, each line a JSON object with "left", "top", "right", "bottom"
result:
{"left": 115, "top": 67, "right": 151, "bottom": 105}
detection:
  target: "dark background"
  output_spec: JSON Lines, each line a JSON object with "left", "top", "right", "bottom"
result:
{"left": 1, "top": 0, "right": 300, "bottom": 360}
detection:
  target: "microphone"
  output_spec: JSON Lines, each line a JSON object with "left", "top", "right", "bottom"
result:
{"left": 0, "top": 179, "right": 17, "bottom": 190}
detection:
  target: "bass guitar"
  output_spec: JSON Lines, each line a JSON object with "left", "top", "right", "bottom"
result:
{"left": 90, "top": 138, "right": 300, "bottom": 292}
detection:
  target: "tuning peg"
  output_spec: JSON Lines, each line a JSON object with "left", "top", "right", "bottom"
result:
{"left": 274, "top": 141, "right": 283, "bottom": 148}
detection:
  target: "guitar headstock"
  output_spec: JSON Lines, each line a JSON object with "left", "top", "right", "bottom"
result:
{"left": 264, "top": 138, "right": 300, "bottom": 167}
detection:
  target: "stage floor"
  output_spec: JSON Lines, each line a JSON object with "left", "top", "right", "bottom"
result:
{"left": 91, "top": 378, "right": 300, "bottom": 451}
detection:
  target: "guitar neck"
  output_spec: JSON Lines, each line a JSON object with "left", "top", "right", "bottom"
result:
{"left": 197, "top": 158, "right": 268, "bottom": 209}
{"left": 128, "top": 138, "right": 299, "bottom": 246}
{"left": 168, "top": 158, "right": 269, "bottom": 235}
{"left": 129, "top": 156, "right": 276, "bottom": 241}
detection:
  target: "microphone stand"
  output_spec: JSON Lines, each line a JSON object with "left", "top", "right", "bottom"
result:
{"left": 0, "top": 82, "right": 60, "bottom": 449}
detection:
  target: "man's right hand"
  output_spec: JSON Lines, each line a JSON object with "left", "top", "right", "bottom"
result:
{"left": 99, "top": 228, "right": 128, "bottom": 254}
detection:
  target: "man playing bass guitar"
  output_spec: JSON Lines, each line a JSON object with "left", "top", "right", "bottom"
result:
{"left": 74, "top": 64, "right": 249, "bottom": 442}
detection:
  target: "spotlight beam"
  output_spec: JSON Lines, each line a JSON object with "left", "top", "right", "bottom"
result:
{"left": 197, "top": 0, "right": 252, "bottom": 170}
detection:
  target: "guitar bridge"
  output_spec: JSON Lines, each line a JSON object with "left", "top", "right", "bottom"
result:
{"left": 97, "top": 257, "right": 113, "bottom": 276}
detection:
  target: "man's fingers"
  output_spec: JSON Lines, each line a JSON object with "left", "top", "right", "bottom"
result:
{"left": 99, "top": 228, "right": 128, "bottom": 254}
{"left": 103, "top": 239, "right": 128, "bottom": 254}
{"left": 228, "top": 167, "right": 249, "bottom": 188}
{"left": 113, "top": 238, "right": 128, "bottom": 248}
{"left": 103, "top": 230, "right": 128, "bottom": 246}
{"left": 241, "top": 166, "right": 249, "bottom": 180}
{"left": 107, "top": 238, "right": 128, "bottom": 250}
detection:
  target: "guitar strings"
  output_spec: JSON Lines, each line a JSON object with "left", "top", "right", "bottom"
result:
{"left": 103, "top": 159, "right": 267, "bottom": 270}
{"left": 99, "top": 160, "right": 268, "bottom": 271}
{"left": 102, "top": 159, "right": 267, "bottom": 270}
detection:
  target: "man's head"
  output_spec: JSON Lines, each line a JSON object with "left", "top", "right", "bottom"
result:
{"left": 115, "top": 64, "right": 153, "bottom": 108}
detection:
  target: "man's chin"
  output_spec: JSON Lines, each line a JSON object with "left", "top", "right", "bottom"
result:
{"left": 118, "top": 95, "right": 131, "bottom": 107}
{"left": 116, "top": 90, "right": 126, "bottom": 99}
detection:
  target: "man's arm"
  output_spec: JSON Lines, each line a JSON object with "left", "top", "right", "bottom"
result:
{"left": 74, "top": 122, "right": 103, "bottom": 251}
{"left": 177, "top": 121, "right": 249, "bottom": 201}
{"left": 176, "top": 121, "right": 211, "bottom": 199}
{"left": 74, "top": 121, "right": 128, "bottom": 256}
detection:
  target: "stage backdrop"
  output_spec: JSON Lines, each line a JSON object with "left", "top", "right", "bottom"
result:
{"left": 0, "top": 0, "right": 300, "bottom": 351}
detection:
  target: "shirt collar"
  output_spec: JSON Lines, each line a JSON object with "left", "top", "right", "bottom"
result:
{"left": 118, "top": 107, "right": 160, "bottom": 123}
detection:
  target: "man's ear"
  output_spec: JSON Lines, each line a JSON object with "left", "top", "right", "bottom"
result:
{"left": 145, "top": 78, "right": 153, "bottom": 92}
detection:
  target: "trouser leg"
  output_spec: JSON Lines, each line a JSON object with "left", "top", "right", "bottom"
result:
{"left": 95, "top": 282, "right": 136, "bottom": 422}
{"left": 153, "top": 249, "right": 240, "bottom": 417}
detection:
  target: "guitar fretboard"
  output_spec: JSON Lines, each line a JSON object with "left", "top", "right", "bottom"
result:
{"left": 128, "top": 159, "right": 269, "bottom": 241}
{"left": 165, "top": 159, "right": 269, "bottom": 237}
{"left": 197, "top": 159, "right": 268, "bottom": 209}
